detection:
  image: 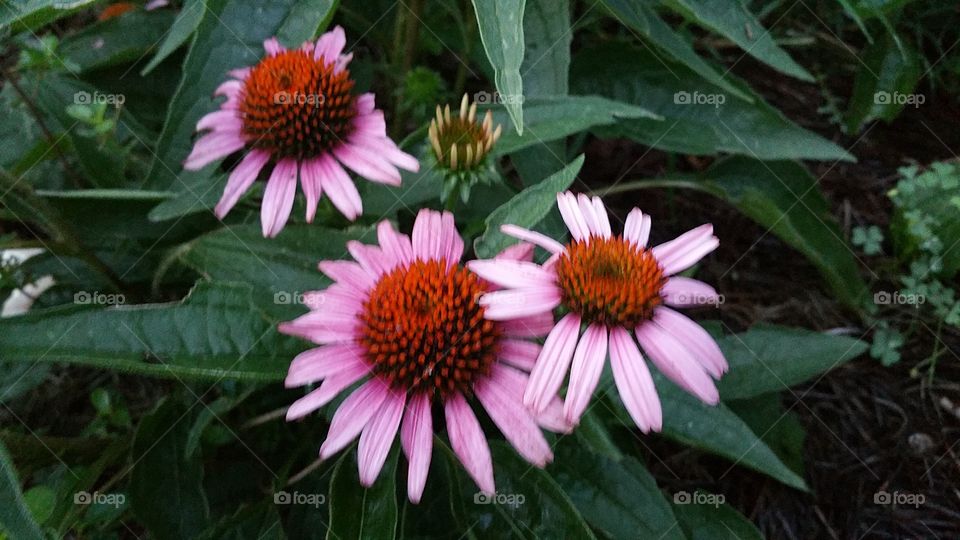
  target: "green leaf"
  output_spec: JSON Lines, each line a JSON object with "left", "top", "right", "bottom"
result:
{"left": 551, "top": 442, "right": 683, "bottom": 539}
{"left": 662, "top": 0, "right": 813, "bottom": 81}
{"left": 600, "top": 0, "right": 752, "bottom": 101}
{"left": 700, "top": 158, "right": 869, "bottom": 308}
{"left": 142, "top": 0, "right": 206, "bottom": 75}
{"left": 447, "top": 441, "right": 596, "bottom": 539}
{"left": 197, "top": 501, "right": 286, "bottom": 540}
{"left": 845, "top": 33, "right": 922, "bottom": 132}
{"left": 58, "top": 10, "right": 176, "bottom": 72}
{"left": 571, "top": 44, "right": 853, "bottom": 161}
{"left": 145, "top": 0, "right": 334, "bottom": 189}
{"left": 0, "top": 440, "right": 44, "bottom": 540}
{"left": 716, "top": 325, "right": 868, "bottom": 400}
{"left": 0, "top": 0, "right": 97, "bottom": 32}
{"left": 728, "top": 393, "right": 806, "bottom": 475}
{"left": 492, "top": 96, "right": 660, "bottom": 155}
{"left": 327, "top": 450, "right": 398, "bottom": 540}
{"left": 130, "top": 399, "right": 211, "bottom": 540}
{"left": 474, "top": 154, "right": 583, "bottom": 258}
{"left": 0, "top": 281, "right": 294, "bottom": 381}
{"left": 472, "top": 0, "right": 525, "bottom": 134}
{"left": 671, "top": 499, "right": 763, "bottom": 540}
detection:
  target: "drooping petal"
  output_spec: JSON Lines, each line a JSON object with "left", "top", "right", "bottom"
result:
{"left": 500, "top": 225, "right": 565, "bottom": 254}
{"left": 500, "top": 312, "right": 556, "bottom": 338}
{"left": 299, "top": 158, "right": 324, "bottom": 223}
{"left": 608, "top": 327, "right": 662, "bottom": 432}
{"left": 497, "top": 339, "right": 541, "bottom": 371}
{"left": 523, "top": 313, "right": 581, "bottom": 414}
{"left": 319, "top": 378, "right": 391, "bottom": 459}
{"left": 563, "top": 324, "right": 608, "bottom": 425}
{"left": 183, "top": 131, "right": 245, "bottom": 170}
{"left": 214, "top": 149, "right": 270, "bottom": 218}
{"left": 654, "top": 308, "right": 727, "bottom": 378}
{"left": 196, "top": 109, "right": 242, "bottom": 133}
{"left": 260, "top": 159, "right": 298, "bottom": 238}
{"left": 635, "top": 322, "right": 719, "bottom": 405}
{"left": 475, "top": 373, "right": 553, "bottom": 468}
{"left": 444, "top": 393, "right": 495, "bottom": 494}
{"left": 333, "top": 143, "right": 402, "bottom": 186}
{"left": 317, "top": 154, "right": 362, "bottom": 220}
{"left": 358, "top": 389, "right": 405, "bottom": 486}
{"left": 285, "top": 364, "right": 370, "bottom": 420}
{"left": 318, "top": 260, "right": 375, "bottom": 292}
{"left": 285, "top": 343, "right": 368, "bottom": 388}
{"left": 661, "top": 276, "right": 721, "bottom": 307}
{"left": 493, "top": 364, "right": 571, "bottom": 433}
{"left": 276, "top": 308, "right": 358, "bottom": 344}
{"left": 478, "top": 286, "right": 562, "bottom": 320}
{"left": 495, "top": 242, "right": 534, "bottom": 262}
{"left": 467, "top": 259, "right": 556, "bottom": 289}
{"left": 400, "top": 393, "right": 433, "bottom": 504}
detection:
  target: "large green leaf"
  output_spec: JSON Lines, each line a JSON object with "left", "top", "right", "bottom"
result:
{"left": 130, "top": 399, "right": 211, "bottom": 540}
{"left": 716, "top": 325, "right": 868, "bottom": 400}
{"left": 700, "top": 157, "right": 869, "bottom": 308}
{"left": 845, "top": 33, "right": 922, "bottom": 133}
{"left": 571, "top": 44, "right": 853, "bottom": 161}
{"left": 142, "top": 0, "right": 205, "bottom": 75}
{"left": 0, "top": 440, "right": 44, "bottom": 540}
{"left": 474, "top": 154, "right": 583, "bottom": 258}
{"left": 327, "top": 450, "right": 398, "bottom": 540}
{"left": 472, "top": 0, "right": 525, "bottom": 134}
{"left": 0, "top": 281, "right": 294, "bottom": 381}
{"left": 447, "top": 441, "right": 596, "bottom": 539}
{"left": 58, "top": 10, "right": 176, "bottom": 72}
{"left": 671, "top": 499, "right": 764, "bottom": 540}
{"left": 0, "top": 0, "right": 96, "bottom": 32}
{"left": 551, "top": 442, "right": 683, "bottom": 539}
{"left": 600, "top": 0, "right": 751, "bottom": 101}
{"left": 145, "top": 0, "right": 334, "bottom": 189}
{"left": 491, "top": 96, "right": 660, "bottom": 155}
{"left": 662, "top": 0, "right": 813, "bottom": 81}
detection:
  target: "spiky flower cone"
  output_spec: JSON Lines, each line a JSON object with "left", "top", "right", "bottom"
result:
{"left": 427, "top": 94, "right": 502, "bottom": 204}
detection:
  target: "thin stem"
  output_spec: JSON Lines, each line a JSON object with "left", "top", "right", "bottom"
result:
{"left": 588, "top": 179, "right": 720, "bottom": 198}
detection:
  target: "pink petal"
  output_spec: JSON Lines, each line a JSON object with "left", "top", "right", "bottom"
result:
{"left": 654, "top": 308, "right": 727, "bottom": 378}
{"left": 635, "top": 323, "right": 719, "bottom": 405}
{"left": 299, "top": 158, "right": 323, "bottom": 223}
{"left": 495, "top": 242, "right": 534, "bottom": 262}
{"left": 214, "top": 79, "right": 243, "bottom": 100}
{"left": 623, "top": 208, "right": 652, "bottom": 247}
{"left": 444, "top": 393, "right": 495, "bottom": 494}
{"left": 358, "top": 390, "right": 405, "bottom": 486}
{"left": 347, "top": 240, "right": 391, "bottom": 277}
{"left": 563, "top": 324, "right": 608, "bottom": 425}
{"left": 285, "top": 343, "right": 367, "bottom": 387}
{"left": 349, "top": 132, "right": 420, "bottom": 172}
{"left": 401, "top": 393, "right": 433, "bottom": 504}
{"left": 609, "top": 327, "right": 662, "bottom": 432}
{"left": 276, "top": 309, "right": 357, "bottom": 344}
{"left": 492, "top": 365, "right": 571, "bottom": 433}
{"left": 411, "top": 210, "right": 441, "bottom": 261}
{"left": 314, "top": 25, "right": 346, "bottom": 63}
{"left": 352, "top": 110, "right": 387, "bottom": 137}
{"left": 317, "top": 155, "right": 362, "bottom": 220}
{"left": 355, "top": 93, "right": 376, "bottom": 115}
{"left": 661, "top": 276, "right": 721, "bottom": 307}
{"left": 500, "top": 225, "right": 565, "bottom": 254}
{"left": 228, "top": 67, "right": 251, "bottom": 80}
{"left": 285, "top": 365, "right": 370, "bottom": 420}
{"left": 652, "top": 224, "right": 714, "bottom": 260}
{"left": 263, "top": 37, "right": 284, "bottom": 56}
{"left": 476, "top": 374, "right": 553, "bottom": 468}
{"left": 377, "top": 220, "right": 413, "bottom": 267}
{"left": 214, "top": 149, "right": 270, "bottom": 218}
{"left": 497, "top": 339, "right": 541, "bottom": 371}
{"left": 652, "top": 224, "right": 719, "bottom": 275}
{"left": 439, "top": 211, "right": 464, "bottom": 264}
{"left": 334, "top": 143, "right": 402, "bottom": 186}
{"left": 319, "top": 378, "right": 390, "bottom": 459}
{"left": 501, "top": 312, "right": 556, "bottom": 338}
{"left": 183, "top": 131, "right": 245, "bottom": 170}
{"left": 467, "top": 259, "right": 555, "bottom": 289}
{"left": 660, "top": 237, "right": 720, "bottom": 276}
{"left": 260, "top": 159, "right": 298, "bottom": 238}
{"left": 557, "top": 192, "right": 589, "bottom": 241}
{"left": 317, "top": 260, "right": 375, "bottom": 292}
{"left": 523, "top": 313, "right": 581, "bottom": 414}
{"left": 479, "top": 286, "right": 562, "bottom": 320}
{"left": 576, "top": 194, "right": 604, "bottom": 237}
{"left": 196, "top": 109, "right": 241, "bottom": 133}
{"left": 590, "top": 196, "right": 613, "bottom": 237}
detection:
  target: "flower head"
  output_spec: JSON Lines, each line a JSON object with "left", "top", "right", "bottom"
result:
{"left": 428, "top": 94, "right": 501, "bottom": 204}
{"left": 184, "top": 26, "right": 419, "bottom": 237}
{"left": 467, "top": 192, "right": 727, "bottom": 432}
{"left": 279, "top": 209, "right": 568, "bottom": 502}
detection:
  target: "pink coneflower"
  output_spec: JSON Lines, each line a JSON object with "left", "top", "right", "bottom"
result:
{"left": 184, "top": 26, "right": 418, "bottom": 237}
{"left": 278, "top": 209, "right": 567, "bottom": 502}
{"left": 467, "top": 192, "right": 727, "bottom": 432}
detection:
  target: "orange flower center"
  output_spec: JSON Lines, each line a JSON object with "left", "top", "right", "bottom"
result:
{"left": 556, "top": 237, "right": 665, "bottom": 328}
{"left": 359, "top": 258, "right": 501, "bottom": 400}
{"left": 239, "top": 49, "right": 356, "bottom": 160}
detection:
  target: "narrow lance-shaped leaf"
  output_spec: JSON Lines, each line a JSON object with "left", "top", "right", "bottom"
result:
{"left": 472, "top": 0, "right": 526, "bottom": 134}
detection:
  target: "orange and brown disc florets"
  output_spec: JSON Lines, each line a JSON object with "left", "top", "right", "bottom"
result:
{"left": 556, "top": 237, "right": 666, "bottom": 328}
{"left": 359, "top": 259, "right": 501, "bottom": 400}
{"left": 239, "top": 50, "right": 357, "bottom": 160}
